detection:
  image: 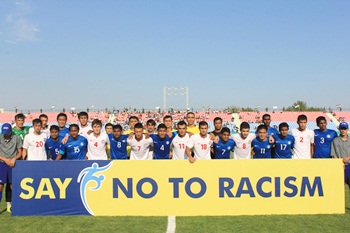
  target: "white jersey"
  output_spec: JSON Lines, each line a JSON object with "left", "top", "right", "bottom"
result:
{"left": 79, "top": 125, "right": 92, "bottom": 138}
{"left": 127, "top": 135, "right": 153, "bottom": 160}
{"left": 291, "top": 128, "right": 314, "bottom": 159}
{"left": 29, "top": 127, "right": 50, "bottom": 139}
{"left": 231, "top": 133, "right": 256, "bottom": 159}
{"left": 186, "top": 134, "right": 212, "bottom": 160}
{"left": 171, "top": 133, "right": 190, "bottom": 160}
{"left": 23, "top": 132, "right": 47, "bottom": 161}
{"left": 86, "top": 132, "right": 110, "bottom": 160}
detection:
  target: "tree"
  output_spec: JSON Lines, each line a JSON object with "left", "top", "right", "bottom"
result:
{"left": 226, "top": 106, "right": 240, "bottom": 113}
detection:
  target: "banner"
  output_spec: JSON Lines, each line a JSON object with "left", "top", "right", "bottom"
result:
{"left": 12, "top": 160, "right": 345, "bottom": 216}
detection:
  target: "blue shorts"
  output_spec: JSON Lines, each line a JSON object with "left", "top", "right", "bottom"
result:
{"left": 0, "top": 162, "right": 12, "bottom": 184}
{"left": 345, "top": 165, "right": 350, "bottom": 187}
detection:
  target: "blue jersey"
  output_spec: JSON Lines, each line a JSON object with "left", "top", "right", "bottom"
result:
{"left": 59, "top": 127, "right": 69, "bottom": 138}
{"left": 273, "top": 134, "right": 295, "bottom": 159}
{"left": 252, "top": 137, "right": 273, "bottom": 159}
{"left": 45, "top": 137, "right": 62, "bottom": 160}
{"left": 150, "top": 134, "right": 174, "bottom": 159}
{"left": 59, "top": 135, "right": 87, "bottom": 160}
{"left": 255, "top": 126, "right": 279, "bottom": 137}
{"left": 313, "top": 129, "right": 337, "bottom": 158}
{"left": 109, "top": 134, "right": 128, "bottom": 160}
{"left": 213, "top": 138, "right": 235, "bottom": 159}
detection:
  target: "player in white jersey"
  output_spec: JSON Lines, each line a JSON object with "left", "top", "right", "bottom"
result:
{"left": 231, "top": 122, "right": 256, "bottom": 159}
{"left": 291, "top": 114, "right": 314, "bottom": 159}
{"left": 172, "top": 121, "right": 190, "bottom": 160}
{"left": 186, "top": 121, "right": 213, "bottom": 162}
{"left": 86, "top": 119, "right": 110, "bottom": 160}
{"left": 127, "top": 123, "right": 153, "bottom": 160}
{"left": 22, "top": 119, "right": 47, "bottom": 161}
{"left": 29, "top": 114, "right": 50, "bottom": 139}
{"left": 78, "top": 111, "right": 92, "bottom": 137}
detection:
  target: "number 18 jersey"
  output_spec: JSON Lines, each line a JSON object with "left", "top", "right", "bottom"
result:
{"left": 186, "top": 134, "right": 213, "bottom": 160}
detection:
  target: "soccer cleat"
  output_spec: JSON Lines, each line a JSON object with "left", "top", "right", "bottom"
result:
{"left": 6, "top": 207, "right": 12, "bottom": 213}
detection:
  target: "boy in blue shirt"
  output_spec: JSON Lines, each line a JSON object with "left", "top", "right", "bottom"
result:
{"left": 58, "top": 124, "right": 87, "bottom": 160}
{"left": 313, "top": 116, "right": 337, "bottom": 158}
{"left": 273, "top": 122, "right": 295, "bottom": 159}
{"left": 109, "top": 124, "right": 129, "bottom": 160}
{"left": 150, "top": 124, "right": 174, "bottom": 159}
{"left": 212, "top": 127, "right": 235, "bottom": 159}
{"left": 45, "top": 125, "right": 62, "bottom": 160}
{"left": 252, "top": 125, "right": 273, "bottom": 159}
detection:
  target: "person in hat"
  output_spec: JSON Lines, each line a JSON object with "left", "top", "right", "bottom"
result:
{"left": 331, "top": 122, "right": 350, "bottom": 189}
{"left": 0, "top": 123, "right": 22, "bottom": 212}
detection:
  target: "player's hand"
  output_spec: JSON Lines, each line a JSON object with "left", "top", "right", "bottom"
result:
{"left": 145, "top": 133, "right": 150, "bottom": 139}
{"left": 213, "top": 136, "right": 219, "bottom": 144}
{"left": 269, "top": 136, "right": 274, "bottom": 143}
{"left": 169, "top": 152, "right": 173, "bottom": 159}
{"left": 343, "top": 157, "right": 350, "bottom": 163}
{"left": 87, "top": 130, "right": 93, "bottom": 135}
{"left": 3, "top": 158, "right": 11, "bottom": 166}
{"left": 8, "top": 158, "right": 16, "bottom": 168}
{"left": 189, "top": 157, "right": 196, "bottom": 163}
{"left": 128, "top": 132, "right": 134, "bottom": 139}
{"left": 62, "top": 135, "right": 69, "bottom": 145}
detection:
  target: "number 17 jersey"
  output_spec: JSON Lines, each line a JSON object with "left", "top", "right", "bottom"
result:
{"left": 273, "top": 134, "right": 295, "bottom": 159}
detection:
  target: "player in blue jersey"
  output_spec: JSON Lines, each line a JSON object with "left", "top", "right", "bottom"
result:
{"left": 212, "top": 127, "right": 235, "bottom": 159}
{"left": 45, "top": 125, "right": 62, "bottom": 160}
{"left": 273, "top": 122, "right": 295, "bottom": 159}
{"left": 108, "top": 124, "right": 129, "bottom": 160}
{"left": 57, "top": 113, "right": 69, "bottom": 138}
{"left": 150, "top": 124, "right": 174, "bottom": 159}
{"left": 255, "top": 114, "right": 279, "bottom": 136}
{"left": 58, "top": 124, "right": 87, "bottom": 160}
{"left": 313, "top": 116, "right": 338, "bottom": 158}
{"left": 252, "top": 125, "right": 273, "bottom": 159}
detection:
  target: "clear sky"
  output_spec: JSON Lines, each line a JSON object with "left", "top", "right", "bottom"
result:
{"left": 1, "top": 0, "right": 349, "bottom": 111}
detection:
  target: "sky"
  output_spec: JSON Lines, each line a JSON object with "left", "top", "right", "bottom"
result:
{"left": 0, "top": 0, "right": 349, "bottom": 112}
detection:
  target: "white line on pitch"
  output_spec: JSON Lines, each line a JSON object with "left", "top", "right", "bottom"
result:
{"left": 166, "top": 216, "right": 176, "bottom": 233}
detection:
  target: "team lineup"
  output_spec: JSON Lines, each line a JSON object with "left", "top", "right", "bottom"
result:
{"left": 0, "top": 111, "right": 350, "bottom": 213}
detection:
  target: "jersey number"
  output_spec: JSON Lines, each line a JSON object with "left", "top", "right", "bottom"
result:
{"left": 179, "top": 143, "right": 185, "bottom": 149}
{"left": 280, "top": 144, "right": 287, "bottom": 150}
{"left": 320, "top": 137, "right": 325, "bottom": 144}
{"left": 300, "top": 137, "right": 304, "bottom": 143}
{"left": 137, "top": 146, "right": 141, "bottom": 151}
{"left": 242, "top": 143, "right": 246, "bottom": 149}
{"left": 201, "top": 144, "right": 207, "bottom": 150}
{"left": 36, "top": 141, "right": 43, "bottom": 147}
{"left": 160, "top": 145, "right": 165, "bottom": 151}
{"left": 260, "top": 148, "right": 266, "bottom": 154}
{"left": 94, "top": 142, "right": 98, "bottom": 147}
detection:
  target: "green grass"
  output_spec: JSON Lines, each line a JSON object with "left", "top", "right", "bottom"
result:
{"left": 1, "top": 187, "right": 350, "bottom": 233}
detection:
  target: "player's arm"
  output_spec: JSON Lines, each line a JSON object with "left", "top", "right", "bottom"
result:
{"left": 268, "top": 135, "right": 274, "bottom": 144}
{"left": 0, "top": 155, "right": 11, "bottom": 166}
{"left": 310, "top": 143, "right": 314, "bottom": 158}
{"left": 22, "top": 148, "right": 28, "bottom": 160}
{"left": 61, "top": 134, "right": 70, "bottom": 144}
{"left": 185, "top": 146, "right": 196, "bottom": 163}
{"left": 251, "top": 144, "right": 255, "bottom": 157}
{"left": 330, "top": 140, "right": 338, "bottom": 159}
{"left": 55, "top": 153, "right": 62, "bottom": 160}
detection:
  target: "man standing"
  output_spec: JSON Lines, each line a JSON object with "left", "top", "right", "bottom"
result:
{"left": 291, "top": 115, "right": 314, "bottom": 159}
{"left": 0, "top": 123, "right": 22, "bottom": 212}
{"left": 29, "top": 114, "right": 50, "bottom": 139}
{"left": 231, "top": 122, "right": 256, "bottom": 159}
{"left": 127, "top": 123, "right": 153, "bottom": 160}
{"left": 77, "top": 112, "right": 92, "bottom": 137}
{"left": 22, "top": 119, "right": 47, "bottom": 161}
{"left": 150, "top": 124, "right": 174, "bottom": 159}
{"left": 59, "top": 124, "right": 88, "bottom": 160}
{"left": 186, "top": 112, "right": 199, "bottom": 135}
{"left": 171, "top": 121, "right": 190, "bottom": 160}
{"left": 313, "top": 116, "right": 337, "bottom": 158}
{"left": 109, "top": 125, "right": 129, "bottom": 160}
{"left": 86, "top": 119, "right": 110, "bottom": 160}
{"left": 331, "top": 122, "right": 350, "bottom": 189}
{"left": 12, "top": 113, "right": 30, "bottom": 141}
{"left": 212, "top": 127, "right": 235, "bottom": 159}
{"left": 186, "top": 121, "right": 213, "bottom": 162}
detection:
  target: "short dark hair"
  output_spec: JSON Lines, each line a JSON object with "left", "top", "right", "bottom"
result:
{"left": 316, "top": 116, "right": 326, "bottom": 126}
{"left": 257, "top": 124, "right": 268, "bottom": 132}
{"left": 69, "top": 124, "right": 79, "bottom": 131}
{"left": 213, "top": 117, "right": 222, "bottom": 123}
{"left": 78, "top": 111, "right": 88, "bottom": 119}
{"left": 221, "top": 127, "right": 230, "bottom": 134}
{"left": 240, "top": 122, "right": 250, "bottom": 130}
{"left": 92, "top": 119, "right": 102, "bottom": 127}
{"left": 198, "top": 121, "right": 208, "bottom": 128}
{"left": 128, "top": 116, "right": 139, "bottom": 122}
{"left": 134, "top": 123, "right": 143, "bottom": 129}
{"left": 297, "top": 114, "right": 307, "bottom": 122}
{"left": 57, "top": 113, "right": 67, "bottom": 121}
{"left": 279, "top": 122, "right": 289, "bottom": 131}
{"left": 157, "top": 123, "right": 167, "bottom": 131}
{"left": 146, "top": 119, "right": 156, "bottom": 126}
{"left": 50, "top": 125, "right": 59, "bottom": 132}
{"left": 113, "top": 124, "right": 123, "bottom": 131}
{"left": 163, "top": 115, "right": 172, "bottom": 121}
{"left": 186, "top": 112, "right": 195, "bottom": 117}
{"left": 32, "top": 118, "right": 42, "bottom": 126}
{"left": 262, "top": 114, "right": 271, "bottom": 120}
{"left": 177, "top": 121, "right": 187, "bottom": 127}
{"left": 39, "top": 114, "right": 48, "bottom": 119}
{"left": 15, "top": 113, "right": 26, "bottom": 120}
{"left": 105, "top": 123, "right": 113, "bottom": 129}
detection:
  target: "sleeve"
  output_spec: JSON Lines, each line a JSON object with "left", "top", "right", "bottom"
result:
{"left": 106, "top": 134, "right": 110, "bottom": 145}
{"left": 59, "top": 143, "right": 66, "bottom": 155}
{"left": 330, "top": 139, "right": 337, "bottom": 158}
{"left": 310, "top": 131, "right": 315, "bottom": 143}
{"left": 186, "top": 136, "right": 194, "bottom": 149}
{"left": 231, "top": 140, "right": 236, "bottom": 151}
{"left": 291, "top": 137, "right": 295, "bottom": 149}
{"left": 16, "top": 135, "right": 23, "bottom": 149}
{"left": 22, "top": 135, "right": 29, "bottom": 149}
